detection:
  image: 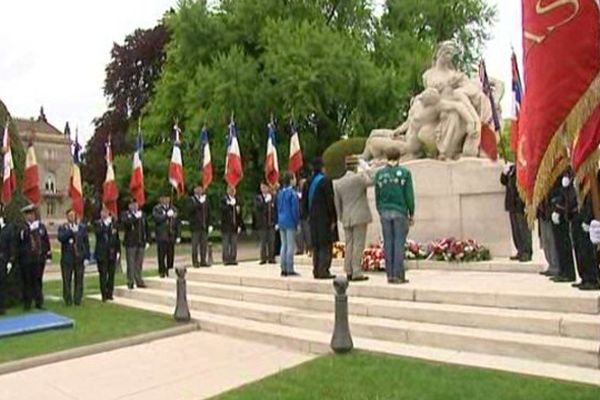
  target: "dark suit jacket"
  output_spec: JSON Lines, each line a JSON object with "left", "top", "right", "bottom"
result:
{"left": 58, "top": 223, "right": 90, "bottom": 264}
{"left": 303, "top": 173, "right": 338, "bottom": 247}
{"left": 221, "top": 196, "right": 244, "bottom": 233}
{"left": 94, "top": 220, "right": 121, "bottom": 263}
{"left": 153, "top": 204, "right": 181, "bottom": 243}
{"left": 121, "top": 211, "right": 148, "bottom": 248}
{"left": 189, "top": 195, "right": 211, "bottom": 232}
{"left": 18, "top": 222, "right": 51, "bottom": 267}
{"left": 500, "top": 165, "right": 525, "bottom": 214}
{"left": 254, "top": 194, "right": 277, "bottom": 230}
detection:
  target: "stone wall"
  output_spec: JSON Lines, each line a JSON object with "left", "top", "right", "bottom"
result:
{"left": 365, "top": 158, "right": 513, "bottom": 257}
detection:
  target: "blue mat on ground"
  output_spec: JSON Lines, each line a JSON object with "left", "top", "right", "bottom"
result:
{"left": 0, "top": 312, "right": 74, "bottom": 339}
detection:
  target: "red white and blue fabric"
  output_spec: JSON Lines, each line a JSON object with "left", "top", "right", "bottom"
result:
{"left": 129, "top": 134, "right": 146, "bottom": 206}
{"left": 68, "top": 136, "right": 84, "bottom": 218}
{"left": 169, "top": 124, "right": 185, "bottom": 196}
{"left": 23, "top": 139, "right": 41, "bottom": 205}
{"left": 264, "top": 123, "right": 279, "bottom": 186}
{"left": 1, "top": 121, "right": 16, "bottom": 205}
{"left": 102, "top": 138, "right": 119, "bottom": 216}
{"left": 478, "top": 59, "right": 500, "bottom": 161}
{"left": 201, "top": 128, "right": 213, "bottom": 190}
{"left": 510, "top": 51, "right": 523, "bottom": 154}
{"left": 288, "top": 122, "right": 303, "bottom": 174}
{"left": 225, "top": 120, "right": 243, "bottom": 188}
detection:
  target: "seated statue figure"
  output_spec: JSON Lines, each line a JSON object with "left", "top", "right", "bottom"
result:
{"left": 363, "top": 40, "right": 503, "bottom": 162}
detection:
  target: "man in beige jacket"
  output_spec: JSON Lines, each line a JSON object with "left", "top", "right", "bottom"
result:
{"left": 334, "top": 156, "right": 374, "bottom": 282}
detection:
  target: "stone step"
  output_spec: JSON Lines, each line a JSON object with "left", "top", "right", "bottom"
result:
{"left": 184, "top": 269, "right": 600, "bottom": 315}
{"left": 143, "top": 278, "right": 600, "bottom": 341}
{"left": 294, "top": 256, "right": 546, "bottom": 274}
{"left": 114, "top": 287, "right": 600, "bottom": 369}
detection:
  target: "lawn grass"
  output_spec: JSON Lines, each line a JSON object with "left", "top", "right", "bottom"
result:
{"left": 214, "top": 352, "right": 600, "bottom": 400}
{"left": 0, "top": 299, "right": 178, "bottom": 364}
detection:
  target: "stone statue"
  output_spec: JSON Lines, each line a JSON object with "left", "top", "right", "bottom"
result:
{"left": 363, "top": 41, "right": 505, "bottom": 162}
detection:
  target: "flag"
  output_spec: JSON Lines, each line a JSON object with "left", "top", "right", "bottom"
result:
{"left": 510, "top": 51, "right": 527, "bottom": 194}
{"left": 129, "top": 134, "right": 145, "bottom": 206}
{"left": 264, "top": 122, "right": 279, "bottom": 186}
{"left": 288, "top": 122, "right": 303, "bottom": 174}
{"left": 23, "top": 139, "right": 41, "bottom": 205}
{"left": 1, "top": 120, "right": 16, "bottom": 205}
{"left": 478, "top": 60, "right": 500, "bottom": 161}
{"left": 102, "top": 137, "right": 119, "bottom": 216}
{"left": 225, "top": 118, "right": 243, "bottom": 188}
{"left": 68, "top": 134, "right": 84, "bottom": 218}
{"left": 201, "top": 127, "right": 213, "bottom": 189}
{"left": 520, "top": 0, "right": 600, "bottom": 214}
{"left": 169, "top": 124, "right": 185, "bottom": 196}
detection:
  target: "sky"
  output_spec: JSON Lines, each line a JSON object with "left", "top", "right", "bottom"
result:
{"left": 0, "top": 0, "right": 521, "bottom": 144}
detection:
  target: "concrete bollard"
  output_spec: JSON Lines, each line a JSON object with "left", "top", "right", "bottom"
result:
{"left": 330, "top": 275, "right": 353, "bottom": 353}
{"left": 174, "top": 264, "right": 191, "bottom": 322}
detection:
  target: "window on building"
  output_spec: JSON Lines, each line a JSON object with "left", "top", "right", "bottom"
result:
{"left": 46, "top": 201, "right": 56, "bottom": 217}
{"left": 44, "top": 173, "right": 56, "bottom": 194}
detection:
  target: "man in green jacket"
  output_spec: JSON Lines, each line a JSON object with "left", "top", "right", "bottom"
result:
{"left": 374, "top": 147, "right": 415, "bottom": 284}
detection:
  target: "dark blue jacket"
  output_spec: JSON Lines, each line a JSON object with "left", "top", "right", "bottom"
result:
{"left": 277, "top": 186, "right": 300, "bottom": 230}
{"left": 58, "top": 223, "right": 90, "bottom": 264}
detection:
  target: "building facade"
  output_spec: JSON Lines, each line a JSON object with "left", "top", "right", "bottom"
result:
{"left": 14, "top": 111, "right": 72, "bottom": 225}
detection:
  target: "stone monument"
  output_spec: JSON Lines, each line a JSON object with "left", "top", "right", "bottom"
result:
{"left": 357, "top": 41, "right": 512, "bottom": 257}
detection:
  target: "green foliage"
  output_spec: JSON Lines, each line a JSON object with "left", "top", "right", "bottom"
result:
{"left": 322, "top": 138, "right": 367, "bottom": 179}
{"left": 499, "top": 119, "right": 515, "bottom": 162}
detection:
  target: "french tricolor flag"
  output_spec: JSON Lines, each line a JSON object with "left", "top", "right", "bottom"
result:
{"left": 169, "top": 124, "right": 185, "bottom": 196}
{"left": 510, "top": 51, "right": 523, "bottom": 154}
{"left": 225, "top": 118, "right": 243, "bottom": 188}
{"left": 478, "top": 59, "right": 500, "bottom": 161}
{"left": 288, "top": 122, "right": 303, "bottom": 174}
{"left": 68, "top": 132, "right": 84, "bottom": 218}
{"left": 1, "top": 120, "right": 16, "bottom": 205}
{"left": 23, "top": 138, "right": 41, "bottom": 205}
{"left": 264, "top": 122, "right": 279, "bottom": 186}
{"left": 129, "top": 134, "right": 145, "bottom": 206}
{"left": 102, "top": 137, "right": 119, "bottom": 216}
{"left": 201, "top": 127, "right": 213, "bottom": 190}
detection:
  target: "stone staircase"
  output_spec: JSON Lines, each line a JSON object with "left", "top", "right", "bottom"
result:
{"left": 110, "top": 262, "right": 600, "bottom": 385}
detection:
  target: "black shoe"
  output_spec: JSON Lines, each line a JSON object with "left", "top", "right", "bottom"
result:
{"left": 128, "top": 284, "right": 134, "bottom": 290}
{"left": 518, "top": 256, "right": 532, "bottom": 263}
{"left": 23, "top": 304, "right": 32, "bottom": 311}
{"left": 281, "top": 271, "right": 288, "bottom": 277}
{"left": 259, "top": 261, "right": 267, "bottom": 265}
{"left": 539, "top": 270, "right": 556, "bottom": 277}
{"left": 0, "top": 309, "right": 5, "bottom": 315}
{"left": 287, "top": 271, "right": 301, "bottom": 277}
{"left": 578, "top": 282, "right": 600, "bottom": 291}
{"left": 350, "top": 275, "right": 369, "bottom": 282}
{"left": 193, "top": 264, "right": 200, "bottom": 269}
{"left": 159, "top": 273, "right": 165, "bottom": 278}
{"left": 102, "top": 297, "right": 107, "bottom": 303}
{"left": 572, "top": 282, "right": 583, "bottom": 288}
{"left": 268, "top": 260, "right": 277, "bottom": 264}
{"left": 551, "top": 276, "right": 575, "bottom": 283}
{"left": 315, "top": 274, "right": 335, "bottom": 280}
{"left": 35, "top": 305, "right": 45, "bottom": 310}
{"left": 509, "top": 255, "right": 520, "bottom": 261}
{"left": 199, "top": 263, "right": 210, "bottom": 267}
{"left": 137, "top": 283, "right": 147, "bottom": 289}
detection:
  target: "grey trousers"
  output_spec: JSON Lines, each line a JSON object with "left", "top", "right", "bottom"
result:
{"left": 509, "top": 212, "right": 532, "bottom": 257}
{"left": 539, "top": 219, "right": 559, "bottom": 274}
{"left": 344, "top": 224, "right": 367, "bottom": 278}
{"left": 126, "top": 246, "right": 145, "bottom": 287}
{"left": 259, "top": 228, "right": 276, "bottom": 262}
{"left": 191, "top": 230, "right": 209, "bottom": 266}
{"left": 222, "top": 232, "right": 238, "bottom": 264}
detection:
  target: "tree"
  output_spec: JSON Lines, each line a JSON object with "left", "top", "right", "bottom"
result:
{"left": 381, "top": 0, "right": 497, "bottom": 70}
{"left": 82, "top": 22, "right": 170, "bottom": 200}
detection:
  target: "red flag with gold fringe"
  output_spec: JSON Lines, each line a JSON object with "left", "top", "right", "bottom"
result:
{"left": 519, "top": 0, "right": 600, "bottom": 216}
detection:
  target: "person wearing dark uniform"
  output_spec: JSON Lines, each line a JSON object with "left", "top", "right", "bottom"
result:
{"left": 58, "top": 209, "right": 90, "bottom": 306}
{"left": 18, "top": 204, "right": 51, "bottom": 310}
{"left": 303, "top": 158, "right": 337, "bottom": 279}
{"left": 153, "top": 196, "right": 181, "bottom": 278}
{"left": 94, "top": 207, "right": 121, "bottom": 301}
{"left": 0, "top": 215, "right": 16, "bottom": 315}
{"left": 549, "top": 172, "right": 577, "bottom": 283}
{"left": 295, "top": 178, "right": 310, "bottom": 255}
{"left": 189, "top": 185, "right": 212, "bottom": 268}
{"left": 570, "top": 192, "right": 600, "bottom": 290}
{"left": 121, "top": 199, "right": 148, "bottom": 289}
{"left": 500, "top": 164, "right": 532, "bottom": 262}
{"left": 255, "top": 182, "right": 277, "bottom": 264}
{"left": 221, "top": 185, "right": 244, "bottom": 265}
{"left": 537, "top": 194, "right": 560, "bottom": 277}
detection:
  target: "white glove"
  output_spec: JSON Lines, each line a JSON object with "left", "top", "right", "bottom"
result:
{"left": 30, "top": 221, "right": 40, "bottom": 230}
{"left": 0, "top": 217, "right": 5, "bottom": 228}
{"left": 589, "top": 220, "right": 600, "bottom": 244}
{"left": 551, "top": 212, "right": 560, "bottom": 225}
{"left": 6, "top": 262, "right": 12, "bottom": 273}
{"left": 264, "top": 194, "right": 272, "bottom": 203}
{"left": 116, "top": 253, "right": 120, "bottom": 261}
{"left": 581, "top": 223, "right": 590, "bottom": 233}
{"left": 167, "top": 210, "right": 175, "bottom": 217}
{"left": 237, "top": 227, "right": 242, "bottom": 234}
{"left": 199, "top": 195, "right": 206, "bottom": 203}
{"left": 358, "top": 159, "right": 370, "bottom": 172}
{"left": 502, "top": 164, "right": 511, "bottom": 175}
{"left": 176, "top": 238, "right": 181, "bottom": 244}
{"left": 208, "top": 226, "right": 214, "bottom": 233}
{"left": 561, "top": 176, "right": 571, "bottom": 188}
{"left": 297, "top": 192, "right": 302, "bottom": 199}
{"left": 71, "top": 224, "right": 79, "bottom": 232}
{"left": 275, "top": 224, "right": 279, "bottom": 231}
{"left": 145, "top": 243, "right": 150, "bottom": 249}
{"left": 228, "top": 198, "right": 237, "bottom": 206}
{"left": 135, "top": 211, "right": 142, "bottom": 218}
{"left": 84, "top": 259, "right": 90, "bottom": 267}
